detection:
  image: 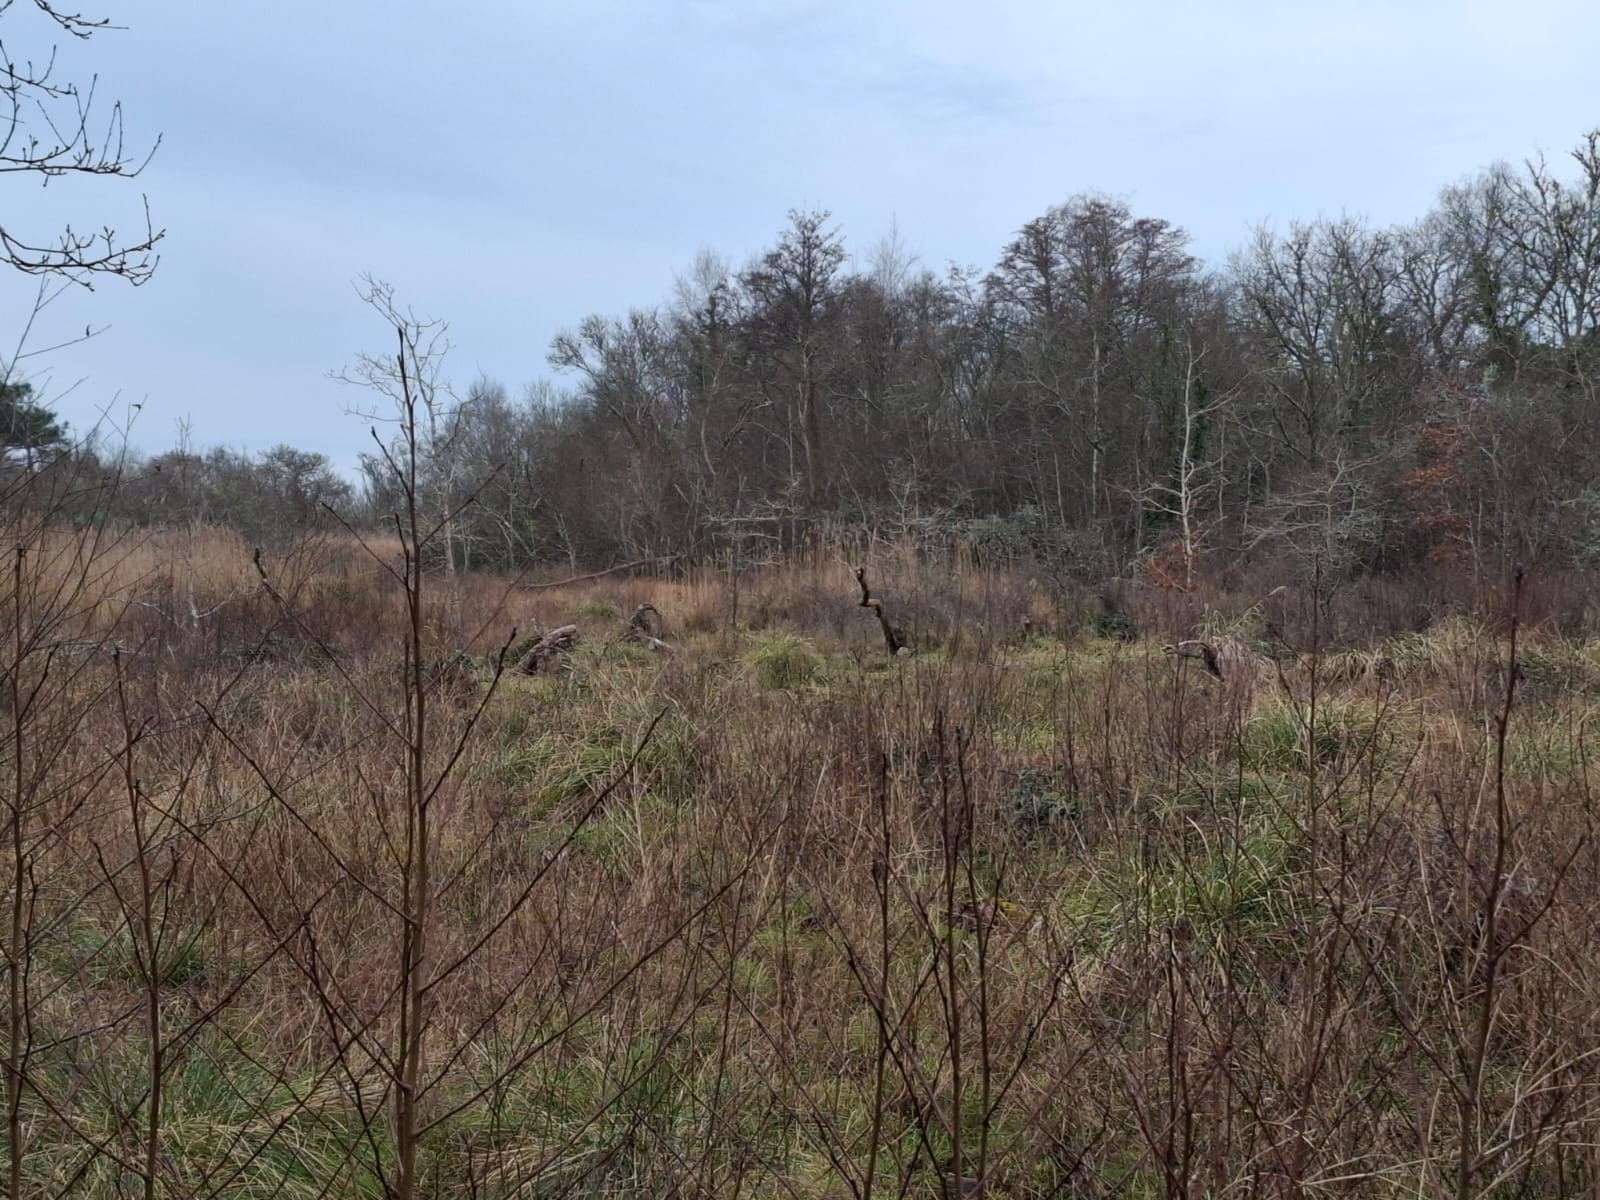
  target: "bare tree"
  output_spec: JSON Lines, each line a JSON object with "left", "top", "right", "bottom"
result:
{"left": 742, "top": 209, "right": 846, "bottom": 510}
{"left": 1140, "top": 336, "right": 1232, "bottom": 588}
{"left": 1233, "top": 217, "right": 1408, "bottom": 464}
{"left": 990, "top": 195, "right": 1197, "bottom": 526}
{"left": 1, "top": 1, "right": 162, "bottom": 283}
{"left": 550, "top": 308, "right": 699, "bottom": 557}
{"left": 337, "top": 277, "right": 477, "bottom": 643}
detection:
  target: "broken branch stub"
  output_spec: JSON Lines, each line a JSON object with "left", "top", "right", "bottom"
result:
{"left": 625, "top": 603, "right": 673, "bottom": 653}
{"left": 854, "top": 566, "right": 910, "bottom": 657}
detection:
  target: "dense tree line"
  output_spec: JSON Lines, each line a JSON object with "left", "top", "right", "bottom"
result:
{"left": 114, "top": 442, "right": 353, "bottom": 541}
{"left": 12, "top": 132, "right": 1600, "bottom": 583}
{"left": 0, "top": 420, "right": 352, "bottom": 545}
{"left": 393, "top": 129, "right": 1600, "bottom": 582}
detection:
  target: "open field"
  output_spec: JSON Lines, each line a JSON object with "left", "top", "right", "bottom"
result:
{"left": 6, "top": 524, "right": 1600, "bottom": 1197}
{"left": 8, "top": 4, "right": 1600, "bottom": 1197}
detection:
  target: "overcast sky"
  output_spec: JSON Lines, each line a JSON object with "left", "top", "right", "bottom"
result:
{"left": 4, "top": 0, "right": 1596, "bottom": 472}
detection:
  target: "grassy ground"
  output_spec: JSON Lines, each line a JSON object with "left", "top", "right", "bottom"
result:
{"left": 5, "top": 526, "right": 1600, "bottom": 1197}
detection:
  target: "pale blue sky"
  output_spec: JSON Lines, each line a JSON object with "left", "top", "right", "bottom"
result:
{"left": 4, "top": 0, "right": 1597, "bottom": 471}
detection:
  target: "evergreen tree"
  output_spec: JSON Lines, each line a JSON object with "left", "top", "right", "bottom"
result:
{"left": 0, "top": 382, "right": 67, "bottom": 465}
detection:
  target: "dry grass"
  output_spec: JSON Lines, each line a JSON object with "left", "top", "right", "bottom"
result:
{"left": 6, "top": 525, "right": 1600, "bottom": 1196}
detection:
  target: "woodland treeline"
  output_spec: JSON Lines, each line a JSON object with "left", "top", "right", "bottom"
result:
{"left": 14, "top": 131, "right": 1600, "bottom": 582}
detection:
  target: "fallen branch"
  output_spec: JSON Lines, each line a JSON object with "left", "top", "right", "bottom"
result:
{"left": 520, "top": 556, "right": 681, "bottom": 592}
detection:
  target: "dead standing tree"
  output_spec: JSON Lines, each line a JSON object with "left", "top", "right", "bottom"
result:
{"left": 335, "top": 277, "right": 481, "bottom": 648}
{"left": 1139, "top": 336, "right": 1235, "bottom": 589}
{"left": 855, "top": 566, "right": 910, "bottom": 657}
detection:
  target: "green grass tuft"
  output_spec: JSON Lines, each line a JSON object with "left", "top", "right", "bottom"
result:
{"left": 744, "top": 630, "right": 823, "bottom": 691}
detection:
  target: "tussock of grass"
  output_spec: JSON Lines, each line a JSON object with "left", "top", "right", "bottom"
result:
{"left": 1238, "top": 697, "right": 1393, "bottom": 772}
{"left": 744, "top": 629, "right": 824, "bottom": 690}
{"left": 5, "top": 1036, "right": 382, "bottom": 1199}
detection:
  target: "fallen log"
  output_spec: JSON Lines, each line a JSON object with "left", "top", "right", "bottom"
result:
{"left": 520, "top": 556, "right": 681, "bottom": 592}
{"left": 514, "top": 624, "right": 580, "bottom": 674}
